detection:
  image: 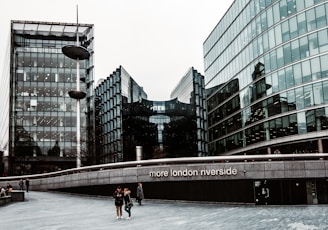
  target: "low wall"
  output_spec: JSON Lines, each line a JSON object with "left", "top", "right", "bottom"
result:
{"left": 11, "top": 191, "right": 25, "bottom": 202}
{"left": 22, "top": 159, "right": 328, "bottom": 191}
{"left": 0, "top": 196, "right": 11, "bottom": 206}
{"left": 1, "top": 155, "right": 328, "bottom": 204}
{"left": 0, "top": 191, "right": 24, "bottom": 206}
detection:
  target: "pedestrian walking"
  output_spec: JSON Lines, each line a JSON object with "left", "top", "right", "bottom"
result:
{"left": 136, "top": 182, "right": 144, "bottom": 205}
{"left": 18, "top": 179, "right": 24, "bottom": 190}
{"left": 113, "top": 186, "right": 124, "bottom": 219}
{"left": 25, "top": 178, "right": 30, "bottom": 192}
{"left": 123, "top": 187, "right": 133, "bottom": 220}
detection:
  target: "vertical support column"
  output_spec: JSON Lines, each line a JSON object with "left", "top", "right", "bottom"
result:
{"left": 306, "top": 181, "right": 313, "bottom": 204}
{"left": 318, "top": 138, "right": 323, "bottom": 153}
{"left": 76, "top": 58, "right": 81, "bottom": 168}
{"left": 76, "top": 10, "right": 81, "bottom": 168}
{"left": 306, "top": 180, "right": 318, "bottom": 204}
{"left": 267, "top": 147, "right": 271, "bottom": 154}
{"left": 136, "top": 146, "right": 143, "bottom": 161}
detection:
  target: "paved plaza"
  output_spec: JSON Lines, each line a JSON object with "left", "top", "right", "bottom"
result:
{"left": 1, "top": 191, "right": 328, "bottom": 230}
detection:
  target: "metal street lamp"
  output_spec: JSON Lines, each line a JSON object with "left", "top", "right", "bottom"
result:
{"left": 62, "top": 6, "right": 90, "bottom": 168}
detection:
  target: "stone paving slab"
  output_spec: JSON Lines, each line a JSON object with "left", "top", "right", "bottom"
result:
{"left": 1, "top": 191, "right": 328, "bottom": 230}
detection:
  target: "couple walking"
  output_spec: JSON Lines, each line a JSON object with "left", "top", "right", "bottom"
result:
{"left": 113, "top": 186, "right": 133, "bottom": 220}
{"left": 113, "top": 183, "right": 144, "bottom": 220}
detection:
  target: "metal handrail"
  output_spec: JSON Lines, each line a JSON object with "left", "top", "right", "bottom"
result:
{"left": 1, "top": 153, "right": 328, "bottom": 181}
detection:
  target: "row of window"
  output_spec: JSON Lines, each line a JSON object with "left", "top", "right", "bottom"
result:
{"left": 16, "top": 85, "right": 86, "bottom": 97}
{"left": 96, "top": 96, "right": 121, "bottom": 113}
{"left": 205, "top": 0, "right": 271, "bottom": 54}
{"left": 209, "top": 80, "right": 328, "bottom": 136}
{"left": 210, "top": 0, "right": 327, "bottom": 55}
{"left": 205, "top": 1, "right": 328, "bottom": 88}
{"left": 14, "top": 32, "right": 93, "bottom": 50}
{"left": 96, "top": 131, "right": 121, "bottom": 144}
{"left": 205, "top": 0, "right": 325, "bottom": 62}
{"left": 16, "top": 102, "right": 71, "bottom": 112}
{"left": 16, "top": 51, "right": 88, "bottom": 69}
{"left": 30, "top": 146, "right": 79, "bottom": 157}
{"left": 98, "top": 154, "right": 121, "bottom": 164}
{"left": 14, "top": 115, "right": 85, "bottom": 127}
{"left": 208, "top": 24, "right": 328, "bottom": 95}
{"left": 14, "top": 129, "right": 85, "bottom": 145}
{"left": 15, "top": 35, "right": 77, "bottom": 48}
{"left": 208, "top": 53, "right": 328, "bottom": 114}
{"left": 96, "top": 84, "right": 121, "bottom": 102}
{"left": 16, "top": 67, "right": 87, "bottom": 83}
{"left": 95, "top": 141, "right": 122, "bottom": 162}
{"left": 264, "top": 55, "right": 328, "bottom": 94}
{"left": 262, "top": 26, "right": 328, "bottom": 74}
{"left": 96, "top": 117, "right": 121, "bottom": 133}
{"left": 209, "top": 107, "right": 328, "bottom": 153}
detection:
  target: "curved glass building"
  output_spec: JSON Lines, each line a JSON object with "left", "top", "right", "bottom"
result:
{"left": 204, "top": 0, "right": 328, "bottom": 155}
{"left": 94, "top": 66, "right": 207, "bottom": 164}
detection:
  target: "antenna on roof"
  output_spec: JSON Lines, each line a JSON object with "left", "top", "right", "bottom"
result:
{"left": 76, "top": 5, "right": 79, "bottom": 45}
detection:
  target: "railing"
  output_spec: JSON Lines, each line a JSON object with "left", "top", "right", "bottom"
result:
{"left": 1, "top": 153, "right": 328, "bottom": 182}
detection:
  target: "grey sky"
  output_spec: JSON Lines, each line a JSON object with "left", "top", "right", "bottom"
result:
{"left": 0, "top": 0, "right": 233, "bottom": 100}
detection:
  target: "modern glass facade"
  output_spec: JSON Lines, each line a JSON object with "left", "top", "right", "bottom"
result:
{"left": 170, "top": 67, "right": 208, "bottom": 156}
{"left": 0, "top": 33, "right": 10, "bottom": 176}
{"left": 95, "top": 66, "right": 148, "bottom": 163}
{"left": 7, "top": 21, "right": 94, "bottom": 175}
{"left": 95, "top": 66, "right": 207, "bottom": 163}
{"left": 204, "top": 0, "right": 328, "bottom": 155}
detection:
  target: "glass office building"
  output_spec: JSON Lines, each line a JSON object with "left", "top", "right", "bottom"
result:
{"left": 0, "top": 28, "right": 11, "bottom": 176}
{"left": 95, "top": 66, "right": 206, "bottom": 163}
{"left": 95, "top": 66, "right": 148, "bottom": 163}
{"left": 170, "top": 67, "right": 208, "bottom": 157}
{"left": 7, "top": 21, "right": 94, "bottom": 175}
{"left": 204, "top": 0, "right": 328, "bottom": 155}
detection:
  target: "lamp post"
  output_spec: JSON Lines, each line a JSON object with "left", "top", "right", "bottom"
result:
{"left": 62, "top": 6, "right": 90, "bottom": 168}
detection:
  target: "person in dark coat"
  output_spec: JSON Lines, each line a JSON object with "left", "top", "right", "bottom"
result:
{"left": 25, "top": 178, "right": 30, "bottom": 192}
{"left": 136, "top": 182, "right": 144, "bottom": 205}
{"left": 113, "top": 186, "right": 124, "bottom": 219}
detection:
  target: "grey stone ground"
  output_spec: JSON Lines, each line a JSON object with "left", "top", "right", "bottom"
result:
{"left": 1, "top": 191, "right": 328, "bottom": 230}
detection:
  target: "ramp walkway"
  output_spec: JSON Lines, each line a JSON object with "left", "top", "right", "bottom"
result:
{"left": 1, "top": 191, "right": 328, "bottom": 230}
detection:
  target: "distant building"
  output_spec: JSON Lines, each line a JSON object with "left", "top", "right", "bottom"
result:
{"left": 94, "top": 66, "right": 147, "bottom": 163}
{"left": 4, "top": 20, "right": 94, "bottom": 175}
{"left": 94, "top": 66, "right": 206, "bottom": 163}
{"left": 170, "top": 67, "right": 207, "bottom": 157}
{"left": 204, "top": 0, "right": 328, "bottom": 155}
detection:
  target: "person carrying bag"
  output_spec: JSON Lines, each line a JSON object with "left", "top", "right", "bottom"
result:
{"left": 123, "top": 187, "right": 133, "bottom": 219}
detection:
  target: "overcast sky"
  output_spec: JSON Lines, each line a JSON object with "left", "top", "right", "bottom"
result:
{"left": 0, "top": 0, "right": 234, "bottom": 100}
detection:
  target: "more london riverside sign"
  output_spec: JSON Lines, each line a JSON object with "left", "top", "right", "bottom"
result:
{"left": 149, "top": 167, "right": 238, "bottom": 178}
